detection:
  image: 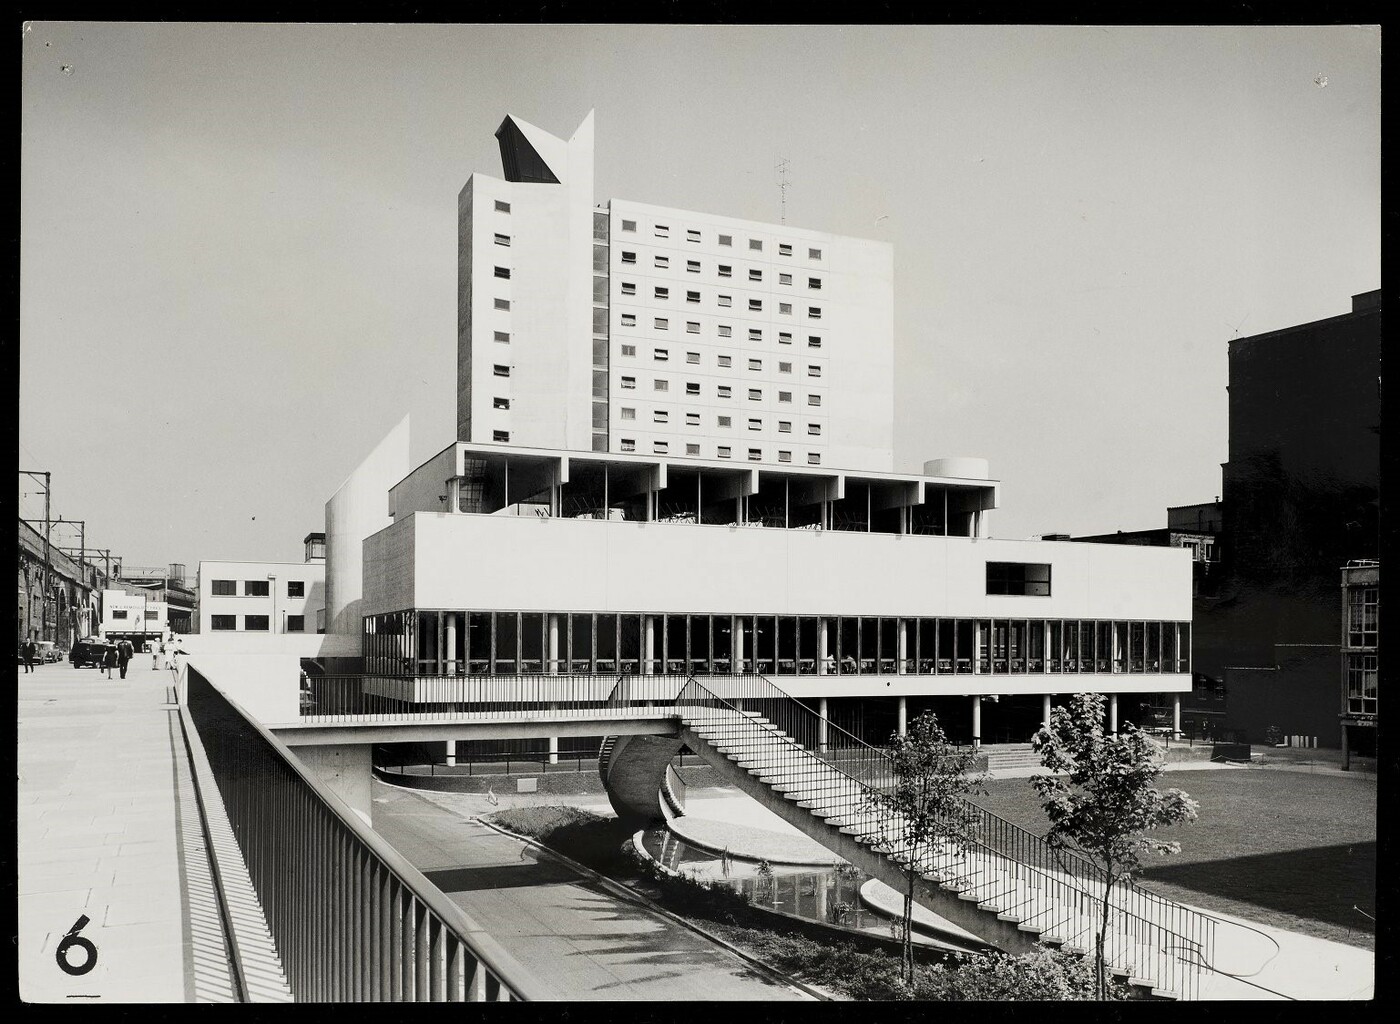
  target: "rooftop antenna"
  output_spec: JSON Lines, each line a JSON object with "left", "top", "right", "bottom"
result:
{"left": 776, "top": 157, "right": 791, "bottom": 225}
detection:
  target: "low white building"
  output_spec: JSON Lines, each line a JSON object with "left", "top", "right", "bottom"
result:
{"left": 195, "top": 557, "right": 326, "bottom": 637}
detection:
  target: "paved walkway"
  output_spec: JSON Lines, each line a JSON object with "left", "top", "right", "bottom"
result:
{"left": 17, "top": 662, "right": 233, "bottom": 1003}
{"left": 370, "top": 781, "right": 809, "bottom": 1000}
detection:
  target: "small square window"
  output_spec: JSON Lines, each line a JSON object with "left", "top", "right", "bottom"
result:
{"left": 621, "top": 438, "right": 636, "bottom": 452}
{"left": 748, "top": 417, "right": 762, "bottom": 430}
{"left": 749, "top": 328, "right": 762, "bottom": 342}
{"left": 748, "top": 388, "right": 762, "bottom": 401}
{"left": 654, "top": 318, "right": 668, "bottom": 330}
{"left": 686, "top": 443, "right": 700, "bottom": 455}
{"left": 620, "top": 344, "right": 636, "bottom": 356}
{"left": 655, "top": 224, "right": 669, "bottom": 238}
{"left": 748, "top": 299, "right": 762, "bottom": 311}
{"left": 495, "top": 200, "right": 511, "bottom": 213}
{"left": 493, "top": 430, "right": 510, "bottom": 442}
{"left": 654, "top": 347, "right": 669, "bottom": 360}
{"left": 779, "top": 302, "right": 792, "bottom": 315}
{"left": 779, "top": 420, "right": 792, "bottom": 433}
{"left": 717, "top": 355, "right": 732, "bottom": 368}
{"left": 493, "top": 396, "right": 510, "bottom": 410}
{"left": 621, "top": 251, "right": 637, "bottom": 264}
{"left": 718, "top": 264, "right": 732, "bottom": 278}
{"left": 686, "top": 350, "right": 701, "bottom": 363}
{"left": 808, "top": 306, "right": 822, "bottom": 319}
{"left": 621, "top": 376, "right": 636, "bottom": 389}
{"left": 494, "top": 233, "right": 510, "bottom": 246}
{"left": 779, "top": 243, "right": 793, "bottom": 256}
{"left": 686, "top": 381, "right": 701, "bottom": 395}
{"left": 654, "top": 255, "right": 669, "bottom": 268}
{"left": 749, "top": 269, "right": 763, "bottom": 282}
{"left": 808, "top": 277, "right": 822, "bottom": 290}
{"left": 718, "top": 416, "right": 732, "bottom": 428}
{"left": 808, "top": 452, "right": 822, "bottom": 465}
{"left": 748, "top": 448, "right": 762, "bottom": 461}
{"left": 808, "top": 336, "right": 822, "bottom": 349}
{"left": 779, "top": 391, "right": 792, "bottom": 403}
{"left": 779, "top": 273, "right": 793, "bottom": 285}
{"left": 493, "top": 364, "right": 510, "bottom": 377}
{"left": 686, "top": 412, "right": 700, "bottom": 426}
{"left": 749, "top": 239, "right": 763, "bottom": 251}
{"left": 655, "top": 286, "right": 669, "bottom": 299}
{"left": 493, "top": 265, "right": 511, "bottom": 279}
{"left": 687, "top": 291, "right": 700, "bottom": 303}
{"left": 620, "top": 407, "right": 636, "bottom": 420}
{"left": 687, "top": 229, "right": 701, "bottom": 243}
{"left": 779, "top": 361, "right": 792, "bottom": 373}
{"left": 808, "top": 423, "right": 821, "bottom": 436}
{"left": 286, "top": 614, "right": 306, "bottom": 632}
{"left": 494, "top": 298, "right": 510, "bottom": 310}
{"left": 778, "top": 450, "right": 792, "bottom": 462}
{"left": 621, "top": 314, "right": 637, "bottom": 326}
{"left": 718, "top": 325, "right": 733, "bottom": 338}
{"left": 718, "top": 386, "right": 732, "bottom": 398}
{"left": 718, "top": 295, "right": 733, "bottom": 308}
{"left": 654, "top": 410, "right": 669, "bottom": 423}
{"left": 808, "top": 394, "right": 821, "bottom": 406}
{"left": 809, "top": 248, "right": 822, "bottom": 260}
{"left": 808, "top": 365, "right": 822, "bottom": 377}
{"left": 718, "top": 445, "right": 732, "bottom": 458}
{"left": 654, "top": 379, "right": 669, "bottom": 391}
{"left": 621, "top": 282, "right": 637, "bottom": 295}
{"left": 687, "top": 260, "right": 701, "bottom": 273}
{"left": 620, "top": 219, "right": 636, "bottom": 232}
{"left": 494, "top": 330, "right": 510, "bottom": 343}
{"left": 748, "top": 358, "right": 762, "bottom": 371}
{"left": 779, "top": 332, "right": 793, "bottom": 344}
{"left": 718, "top": 234, "right": 733, "bottom": 247}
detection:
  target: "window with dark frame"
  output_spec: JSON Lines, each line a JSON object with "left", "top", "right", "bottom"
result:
{"left": 287, "top": 580, "right": 305, "bottom": 598}
{"left": 986, "top": 562, "right": 1052, "bottom": 596}
{"left": 211, "top": 614, "right": 236, "bottom": 631}
{"left": 212, "top": 579, "right": 236, "bottom": 596}
{"left": 244, "top": 580, "right": 269, "bottom": 597}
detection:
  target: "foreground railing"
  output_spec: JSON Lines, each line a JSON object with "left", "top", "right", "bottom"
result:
{"left": 673, "top": 674, "right": 1216, "bottom": 1000}
{"left": 186, "top": 667, "right": 545, "bottom": 1001}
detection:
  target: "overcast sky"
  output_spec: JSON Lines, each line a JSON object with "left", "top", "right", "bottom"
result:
{"left": 20, "top": 23, "right": 1380, "bottom": 570}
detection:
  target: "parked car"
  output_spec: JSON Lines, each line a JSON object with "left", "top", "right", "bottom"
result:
{"left": 36, "top": 640, "right": 62, "bottom": 663}
{"left": 70, "top": 637, "right": 115, "bottom": 668}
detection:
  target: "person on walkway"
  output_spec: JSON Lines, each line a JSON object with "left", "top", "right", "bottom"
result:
{"left": 116, "top": 638, "right": 134, "bottom": 679}
{"left": 20, "top": 635, "right": 37, "bottom": 674}
{"left": 101, "top": 643, "right": 118, "bottom": 680}
{"left": 152, "top": 641, "right": 160, "bottom": 670}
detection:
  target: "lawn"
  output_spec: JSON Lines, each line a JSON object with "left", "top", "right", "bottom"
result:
{"left": 974, "top": 768, "right": 1377, "bottom": 949}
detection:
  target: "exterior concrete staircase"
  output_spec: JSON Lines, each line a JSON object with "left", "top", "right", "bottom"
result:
{"left": 980, "top": 743, "right": 1045, "bottom": 772}
{"left": 668, "top": 676, "right": 1215, "bottom": 1000}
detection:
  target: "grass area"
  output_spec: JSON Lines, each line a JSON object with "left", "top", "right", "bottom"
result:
{"left": 975, "top": 769, "right": 1377, "bottom": 949}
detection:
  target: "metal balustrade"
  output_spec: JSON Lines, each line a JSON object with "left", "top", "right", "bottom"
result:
{"left": 185, "top": 668, "right": 544, "bottom": 1001}
{"left": 671, "top": 674, "right": 1215, "bottom": 1000}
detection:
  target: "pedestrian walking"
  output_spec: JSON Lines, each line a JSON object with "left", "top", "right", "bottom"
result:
{"left": 117, "top": 638, "right": 134, "bottom": 679}
{"left": 162, "top": 643, "right": 174, "bottom": 671}
{"left": 20, "top": 635, "right": 37, "bottom": 674}
{"left": 101, "top": 644, "right": 117, "bottom": 680}
{"left": 152, "top": 642, "right": 160, "bottom": 670}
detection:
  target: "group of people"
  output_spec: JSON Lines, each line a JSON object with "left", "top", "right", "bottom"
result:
{"left": 100, "top": 638, "right": 136, "bottom": 679}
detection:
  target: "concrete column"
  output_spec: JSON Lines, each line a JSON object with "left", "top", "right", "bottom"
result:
{"left": 972, "top": 621, "right": 984, "bottom": 673}
{"left": 1341, "top": 724, "right": 1350, "bottom": 771}
{"left": 1042, "top": 694, "right": 1052, "bottom": 728}
{"left": 818, "top": 618, "right": 831, "bottom": 675}
{"left": 1172, "top": 693, "right": 1182, "bottom": 739}
{"left": 1109, "top": 693, "right": 1119, "bottom": 734}
{"left": 897, "top": 697, "right": 907, "bottom": 738}
{"left": 897, "top": 620, "right": 908, "bottom": 675}
{"left": 972, "top": 696, "right": 982, "bottom": 750}
{"left": 549, "top": 735, "right": 559, "bottom": 766}
{"left": 445, "top": 613, "right": 458, "bottom": 676}
{"left": 445, "top": 740, "right": 456, "bottom": 767}
{"left": 548, "top": 614, "right": 560, "bottom": 675}
{"left": 732, "top": 615, "right": 745, "bottom": 673}
{"left": 818, "top": 697, "right": 829, "bottom": 753}
{"left": 288, "top": 744, "right": 373, "bottom": 826}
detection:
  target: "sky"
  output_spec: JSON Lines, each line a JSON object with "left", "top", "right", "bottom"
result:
{"left": 19, "top": 23, "right": 1381, "bottom": 571}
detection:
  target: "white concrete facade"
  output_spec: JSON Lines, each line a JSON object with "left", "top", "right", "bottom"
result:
{"left": 99, "top": 590, "right": 168, "bottom": 640}
{"left": 196, "top": 560, "right": 325, "bottom": 637}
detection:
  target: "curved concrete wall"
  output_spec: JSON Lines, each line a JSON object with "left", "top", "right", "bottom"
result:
{"left": 923, "top": 457, "right": 990, "bottom": 480}
{"left": 599, "top": 733, "right": 685, "bottom": 826}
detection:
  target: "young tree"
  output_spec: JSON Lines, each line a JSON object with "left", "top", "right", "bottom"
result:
{"left": 867, "top": 710, "right": 987, "bottom": 986}
{"left": 1030, "top": 693, "right": 1200, "bottom": 999}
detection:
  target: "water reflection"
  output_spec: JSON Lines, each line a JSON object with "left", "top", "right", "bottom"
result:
{"left": 641, "top": 826, "right": 949, "bottom": 945}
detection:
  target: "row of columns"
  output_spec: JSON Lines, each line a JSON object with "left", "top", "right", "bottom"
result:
{"left": 873, "top": 691, "right": 1183, "bottom": 749}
